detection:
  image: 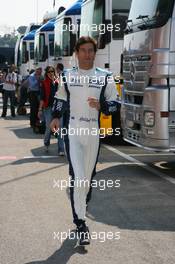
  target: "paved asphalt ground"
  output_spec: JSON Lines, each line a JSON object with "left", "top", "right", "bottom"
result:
{"left": 0, "top": 96, "right": 175, "bottom": 264}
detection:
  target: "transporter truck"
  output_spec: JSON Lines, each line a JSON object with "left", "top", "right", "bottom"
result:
{"left": 80, "top": 0, "right": 132, "bottom": 139}
{"left": 15, "top": 24, "right": 40, "bottom": 77}
{"left": 19, "top": 29, "right": 39, "bottom": 77}
{"left": 54, "top": 0, "right": 83, "bottom": 68}
{"left": 34, "top": 18, "right": 56, "bottom": 71}
{"left": 121, "top": 0, "right": 175, "bottom": 151}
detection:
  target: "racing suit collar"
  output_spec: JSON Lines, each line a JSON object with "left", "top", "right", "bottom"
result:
{"left": 78, "top": 66, "right": 96, "bottom": 75}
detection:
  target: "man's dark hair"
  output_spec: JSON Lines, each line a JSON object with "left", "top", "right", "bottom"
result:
{"left": 75, "top": 36, "right": 97, "bottom": 53}
{"left": 56, "top": 63, "right": 64, "bottom": 72}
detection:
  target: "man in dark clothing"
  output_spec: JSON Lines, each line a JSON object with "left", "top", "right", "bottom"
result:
{"left": 27, "top": 67, "right": 42, "bottom": 132}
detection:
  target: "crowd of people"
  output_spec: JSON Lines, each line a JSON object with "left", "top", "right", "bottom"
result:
{"left": 0, "top": 63, "right": 65, "bottom": 156}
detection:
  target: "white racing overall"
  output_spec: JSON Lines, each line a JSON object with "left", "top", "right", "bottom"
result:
{"left": 52, "top": 67, "right": 118, "bottom": 226}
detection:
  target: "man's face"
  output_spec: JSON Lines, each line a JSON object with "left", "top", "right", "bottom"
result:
{"left": 35, "top": 68, "right": 42, "bottom": 76}
{"left": 76, "top": 43, "right": 96, "bottom": 70}
{"left": 56, "top": 68, "right": 61, "bottom": 74}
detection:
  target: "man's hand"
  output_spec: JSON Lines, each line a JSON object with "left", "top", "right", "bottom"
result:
{"left": 50, "top": 118, "right": 60, "bottom": 134}
{"left": 37, "top": 110, "right": 43, "bottom": 119}
{"left": 87, "top": 97, "right": 100, "bottom": 111}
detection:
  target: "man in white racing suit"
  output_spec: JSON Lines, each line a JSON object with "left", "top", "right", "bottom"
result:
{"left": 50, "top": 36, "right": 118, "bottom": 246}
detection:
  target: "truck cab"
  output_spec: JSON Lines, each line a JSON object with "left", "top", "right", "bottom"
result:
{"left": 80, "top": 0, "right": 132, "bottom": 138}
{"left": 34, "top": 18, "right": 55, "bottom": 72}
{"left": 121, "top": 0, "right": 175, "bottom": 151}
{"left": 54, "top": 0, "right": 82, "bottom": 69}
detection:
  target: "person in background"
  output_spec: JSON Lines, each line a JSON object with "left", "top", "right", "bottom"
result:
{"left": 55, "top": 63, "right": 65, "bottom": 156}
{"left": 56, "top": 63, "right": 64, "bottom": 75}
{"left": 15, "top": 69, "right": 22, "bottom": 105}
{"left": 0, "top": 71, "right": 4, "bottom": 94}
{"left": 1, "top": 65, "right": 17, "bottom": 118}
{"left": 27, "top": 67, "right": 42, "bottom": 132}
{"left": 17, "top": 69, "right": 35, "bottom": 115}
{"left": 38, "top": 66, "right": 58, "bottom": 152}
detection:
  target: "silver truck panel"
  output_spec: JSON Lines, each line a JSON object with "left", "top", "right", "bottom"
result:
{"left": 122, "top": 12, "right": 175, "bottom": 151}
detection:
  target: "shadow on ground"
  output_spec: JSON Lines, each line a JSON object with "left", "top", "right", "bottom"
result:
{"left": 88, "top": 165, "right": 175, "bottom": 231}
{"left": 9, "top": 126, "right": 44, "bottom": 139}
{"left": 64, "top": 164, "right": 175, "bottom": 232}
{"left": 24, "top": 164, "right": 175, "bottom": 264}
{"left": 25, "top": 233, "right": 88, "bottom": 264}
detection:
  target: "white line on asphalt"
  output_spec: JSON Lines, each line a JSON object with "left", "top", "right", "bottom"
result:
{"left": 0, "top": 156, "right": 17, "bottom": 160}
{"left": 23, "top": 156, "right": 60, "bottom": 159}
{"left": 104, "top": 145, "right": 175, "bottom": 184}
{"left": 154, "top": 161, "right": 170, "bottom": 170}
{"left": 0, "top": 155, "right": 63, "bottom": 161}
{"left": 98, "top": 161, "right": 146, "bottom": 166}
{"left": 130, "top": 153, "right": 175, "bottom": 156}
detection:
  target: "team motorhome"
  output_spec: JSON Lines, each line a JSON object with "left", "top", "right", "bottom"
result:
{"left": 19, "top": 29, "right": 40, "bottom": 77}
{"left": 15, "top": 24, "right": 40, "bottom": 76}
{"left": 121, "top": 0, "right": 175, "bottom": 151}
{"left": 15, "top": 34, "right": 24, "bottom": 69}
{"left": 79, "top": 0, "right": 132, "bottom": 137}
{"left": 34, "top": 18, "right": 56, "bottom": 71}
{"left": 80, "top": 0, "right": 132, "bottom": 75}
{"left": 54, "top": 0, "right": 82, "bottom": 68}
{"left": 32, "top": 7, "right": 66, "bottom": 71}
